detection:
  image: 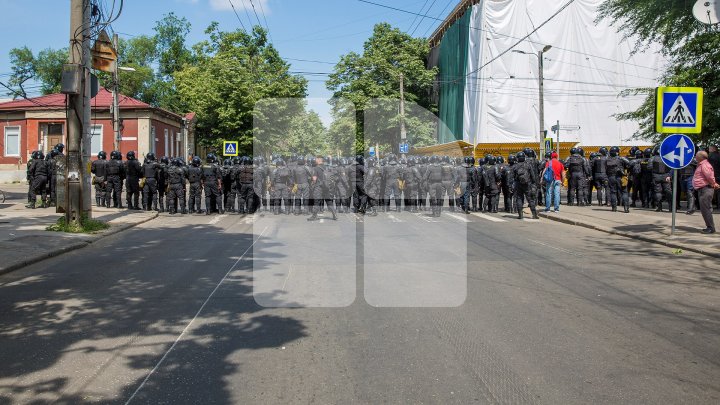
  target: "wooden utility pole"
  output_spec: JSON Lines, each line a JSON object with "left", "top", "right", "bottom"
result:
{"left": 67, "top": 0, "right": 92, "bottom": 225}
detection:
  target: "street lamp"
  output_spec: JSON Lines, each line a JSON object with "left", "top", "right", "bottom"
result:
{"left": 513, "top": 45, "right": 552, "bottom": 156}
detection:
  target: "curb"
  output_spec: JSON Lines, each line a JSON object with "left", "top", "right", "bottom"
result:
{"left": 0, "top": 212, "right": 159, "bottom": 276}
{"left": 539, "top": 212, "right": 720, "bottom": 259}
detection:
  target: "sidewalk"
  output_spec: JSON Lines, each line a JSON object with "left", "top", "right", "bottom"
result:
{"left": 539, "top": 203, "right": 720, "bottom": 258}
{"left": 0, "top": 184, "right": 158, "bottom": 275}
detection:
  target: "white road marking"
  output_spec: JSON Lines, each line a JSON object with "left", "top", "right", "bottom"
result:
{"left": 209, "top": 214, "right": 227, "bottom": 225}
{"left": 528, "top": 238, "right": 583, "bottom": 256}
{"left": 445, "top": 213, "right": 471, "bottom": 223}
{"left": 282, "top": 264, "right": 294, "bottom": 292}
{"left": 387, "top": 214, "right": 403, "bottom": 223}
{"left": 471, "top": 212, "right": 507, "bottom": 223}
{"left": 125, "top": 226, "right": 269, "bottom": 405}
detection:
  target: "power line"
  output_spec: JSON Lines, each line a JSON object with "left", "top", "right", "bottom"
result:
{"left": 283, "top": 58, "right": 337, "bottom": 65}
{"left": 410, "top": 0, "right": 438, "bottom": 37}
{"left": 465, "top": 0, "right": 576, "bottom": 80}
{"left": 247, "top": 0, "right": 266, "bottom": 32}
{"left": 227, "top": 0, "right": 248, "bottom": 31}
{"left": 356, "top": 0, "right": 659, "bottom": 73}
{"left": 238, "top": 0, "right": 256, "bottom": 29}
{"left": 255, "top": 0, "right": 273, "bottom": 42}
{"left": 406, "top": 0, "right": 430, "bottom": 34}
{"left": 422, "top": 0, "right": 454, "bottom": 37}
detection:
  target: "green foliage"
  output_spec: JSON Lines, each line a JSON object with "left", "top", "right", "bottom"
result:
{"left": 286, "top": 110, "right": 327, "bottom": 156}
{"left": 6, "top": 47, "right": 68, "bottom": 98}
{"left": 47, "top": 215, "right": 110, "bottom": 234}
{"left": 175, "top": 25, "right": 307, "bottom": 155}
{"left": 327, "top": 23, "right": 438, "bottom": 154}
{"left": 154, "top": 12, "right": 193, "bottom": 79}
{"left": 599, "top": 0, "right": 720, "bottom": 145}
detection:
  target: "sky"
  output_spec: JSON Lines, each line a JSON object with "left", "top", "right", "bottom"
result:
{"left": 0, "top": 0, "right": 455, "bottom": 123}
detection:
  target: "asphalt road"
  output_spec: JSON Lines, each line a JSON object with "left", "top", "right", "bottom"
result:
{"left": 0, "top": 208, "right": 718, "bottom": 404}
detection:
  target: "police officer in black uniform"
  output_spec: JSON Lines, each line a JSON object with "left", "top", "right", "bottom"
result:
{"left": 26, "top": 151, "right": 48, "bottom": 209}
{"left": 592, "top": 147, "right": 609, "bottom": 206}
{"left": 512, "top": 152, "right": 539, "bottom": 220}
{"left": 91, "top": 151, "right": 108, "bottom": 207}
{"left": 166, "top": 159, "right": 187, "bottom": 215}
{"left": 125, "top": 151, "right": 143, "bottom": 210}
{"left": 106, "top": 151, "right": 125, "bottom": 208}
{"left": 202, "top": 153, "right": 224, "bottom": 215}
{"left": 566, "top": 148, "right": 587, "bottom": 206}
{"left": 606, "top": 146, "right": 630, "bottom": 213}
{"left": 650, "top": 147, "right": 672, "bottom": 211}
{"left": 142, "top": 153, "right": 161, "bottom": 211}
{"left": 187, "top": 157, "right": 203, "bottom": 213}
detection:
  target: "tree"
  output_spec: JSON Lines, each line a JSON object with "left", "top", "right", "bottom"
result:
{"left": 327, "top": 23, "right": 438, "bottom": 153}
{"left": 5, "top": 47, "right": 68, "bottom": 98}
{"left": 286, "top": 110, "right": 327, "bottom": 156}
{"left": 175, "top": 25, "right": 307, "bottom": 155}
{"left": 598, "top": 0, "right": 720, "bottom": 145}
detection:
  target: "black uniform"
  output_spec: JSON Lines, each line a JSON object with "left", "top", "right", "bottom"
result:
{"left": 309, "top": 163, "right": 337, "bottom": 220}
{"left": 166, "top": 164, "right": 187, "bottom": 214}
{"left": 91, "top": 159, "right": 108, "bottom": 207}
{"left": 512, "top": 160, "right": 539, "bottom": 219}
{"left": 607, "top": 155, "right": 630, "bottom": 212}
{"left": 566, "top": 154, "right": 587, "bottom": 206}
{"left": 187, "top": 164, "right": 203, "bottom": 213}
{"left": 202, "top": 163, "right": 224, "bottom": 214}
{"left": 125, "top": 159, "right": 143, "bottom": 209}
{"left": 592, "top": 156, "right": 609, "bottom": 206}
{"left": 106, "top": 159, "right": 126, "bottom": 208}
{"left": 236, "top": 163, "right": 254, "bottom": 214}
{"left": 142, "top": 161, "right": 161, "bottom": 211}
{"left": 292, "top": 162, "right": 312, "bottom": 215}
{"left": 28, "top": 158, "right": 49, "bottom": 208}
{"left": 650, "top": 155, "right": 672, "bottom": 211}
{"left": 424, "top": 161, "right": 444, "bottom": 217}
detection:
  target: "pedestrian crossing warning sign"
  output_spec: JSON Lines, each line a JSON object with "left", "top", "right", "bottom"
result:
{"left": 655, "top": 87, "right": 703, "bottom": 134}
{"left": 223, "top": 141, "right": 239, "bottom": 156}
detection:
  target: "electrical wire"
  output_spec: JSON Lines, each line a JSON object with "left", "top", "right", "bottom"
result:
{"left": 410, "top": 0, "right": 438, "bottom": 37}
{"left": 255, "top": 0, "right": 273, "bottom": 42}
{"left": 406, "top": 0, "right": 430, "bottom": 34}
{"left": 227, "top": 0, "right": 248, "bottom": 31}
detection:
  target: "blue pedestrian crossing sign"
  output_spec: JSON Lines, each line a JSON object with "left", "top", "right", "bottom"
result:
{"left": 660, "top": 134, "right": 696, "bottom": 170}
{"left": 223, "top": 141, "right": 239, "bottom": 157}
{"left": 399, "top": 143, "right": 410, "bottom": 154}
{"left": 369, "top": 146, "right": 376, "bottom": 157}
{"left": 655, "top": 87, "right": 703, "bottom": 134}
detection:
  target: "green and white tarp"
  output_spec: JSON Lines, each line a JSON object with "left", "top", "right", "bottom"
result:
{"left": 434, "top": 0, "right": 663, "bottom": 146}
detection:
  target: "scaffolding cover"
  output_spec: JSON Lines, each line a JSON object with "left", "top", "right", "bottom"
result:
{"left": 436, "top": 0, "right": 664, "bottom": 147}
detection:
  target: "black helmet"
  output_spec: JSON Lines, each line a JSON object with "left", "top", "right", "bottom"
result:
{"left": 634, "top": 149, "right": 643, "bottom": 158}
{"left": 652, "top": 146, "right": 660, "bottom": 156}
{"left": 545, "top": 151, "right": 552, "bottom": 159}
{"left": 570, "top": 147, "right": 579, "bottom": 155}
{"left": 192, "top": 156, "right": 201, "bottom": 166}
{"left": 44, "top": 152, "right": 52, "bottom": 161}
{"left": 308, "top": 157, "right": 316, "bottom": 166}
{"left": 643, "top": 148, "right": 652, "bottom": 158}
{"left": 224, "top": 158, "right": 231, "bottom": 166}
{"left": 276, "top": 158, "right": 286, "bottom": 166}
{"left": 232, "top": 157, "right": 240, "bottom": 165}
{"left": 98, "top": 151, "right": 107, "bottom": 160}
{"left": 430, "top": 155, "right": 440, "bottom": 164}
{"left": 516, "top": 152, "right": 526, "bottom": 162}
{"left": 146, "top": 152, "right": 156, "bottom": 162}
{"left": 37, "top": 151, "right": 45, "bottom": 160}
{"left": 54, "top": 143, "right": 65, "bottom": 153}
{"left": 497, "top": 156, "right": 505, "bottom": 164}
{"left": 30, "top": 151, "right": 38, "bottom": 160}
{"left": 599, "top": 147, "right": 608, "bottom": 156}
{"left": 50, "top": 149, "right": 59, "bottom": 158}
{"left": 161, "top": 156, "right": 170, "bottom": 165}
{"left": 442, "top": 155, "right": 450, "bottom": 163}
{"left": 523, "top": 147, "right": 535, "bottom": 158}
{"left": 173, "top": 158, "right": 183, "bottom": 166}
{"left": 609, "top": 146, "right": 620, "bottom": 157}
{"left": 206, "top": 153, "right": 216, "bottom": 164}
{"left": 487, "top": 155, "right": 497, "bottom": 165}
{"left": 577, "top": 147, "right": 585, "bottom": 157}
{"left": 629, "top": 146, "right": 639, "bottom": 156}
{"left": 111, "top": 150, "right": 121, "bottom": 160}
{"left": 507, "top": 154, "right": 516, "bottom": 164}
{"left": 126, "top": 151, "right": 136, "bottom": 160}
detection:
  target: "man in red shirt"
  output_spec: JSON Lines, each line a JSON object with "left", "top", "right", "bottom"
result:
{"left": 693, "top": 151, "right": 720, "bottom": 234}
{"left": 542, "top": 152, "right": 566, "bottom": 212}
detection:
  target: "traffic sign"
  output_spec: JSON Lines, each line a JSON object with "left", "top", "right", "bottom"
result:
{"left": 544, "top": 138, "right": 553, "bottom": 153}
{"left": 660, "top": 134, "right": 696, "bottom": 170}
{"left": 369, "top": 147, "right": 376, "bottom": 157}
{"left": 399, "top": 143, "right": 410, "bottom": 154}
{"left": 223, "top": 141, "right": 239, "bottom": 157}
{"left": 655, "top": 87, "right": 703, "bottom": 134}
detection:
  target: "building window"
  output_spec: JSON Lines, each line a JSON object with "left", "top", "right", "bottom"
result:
{"left": 48, "top": 123, "right": 63, "bottom": 135}
{"left": 4, "top": 126, "right": 20, "bottom": 157}
{"left": 90, "top": 125, "right": 103, "bottom": 155}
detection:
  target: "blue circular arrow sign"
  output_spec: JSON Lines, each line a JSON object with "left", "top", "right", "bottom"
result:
{"left": 660, "top": 134, "right": 696, "bottom": 169}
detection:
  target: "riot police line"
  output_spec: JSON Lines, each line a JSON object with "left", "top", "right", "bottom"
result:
{"left": 25, "top": 144, "right": 686, "bottom": 219}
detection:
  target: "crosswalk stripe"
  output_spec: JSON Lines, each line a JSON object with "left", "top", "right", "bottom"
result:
{"left": 471, "top": 212, "right": 507, "bottom": 223}
{"left": 445, "top": 213, "right": 471, "bottom": 223}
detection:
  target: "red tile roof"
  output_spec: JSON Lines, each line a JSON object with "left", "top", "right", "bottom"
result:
{"left": 0, "top": 88, "right": 151, "bottom": 111}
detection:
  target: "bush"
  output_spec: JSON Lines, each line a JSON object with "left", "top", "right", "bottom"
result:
{"left": 47, "top": 215, "right": 110, "bottom": 234}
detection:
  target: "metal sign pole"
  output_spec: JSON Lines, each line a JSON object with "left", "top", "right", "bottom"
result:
{"left": 671, "top": 169, "right": 678, "bottom": 236}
